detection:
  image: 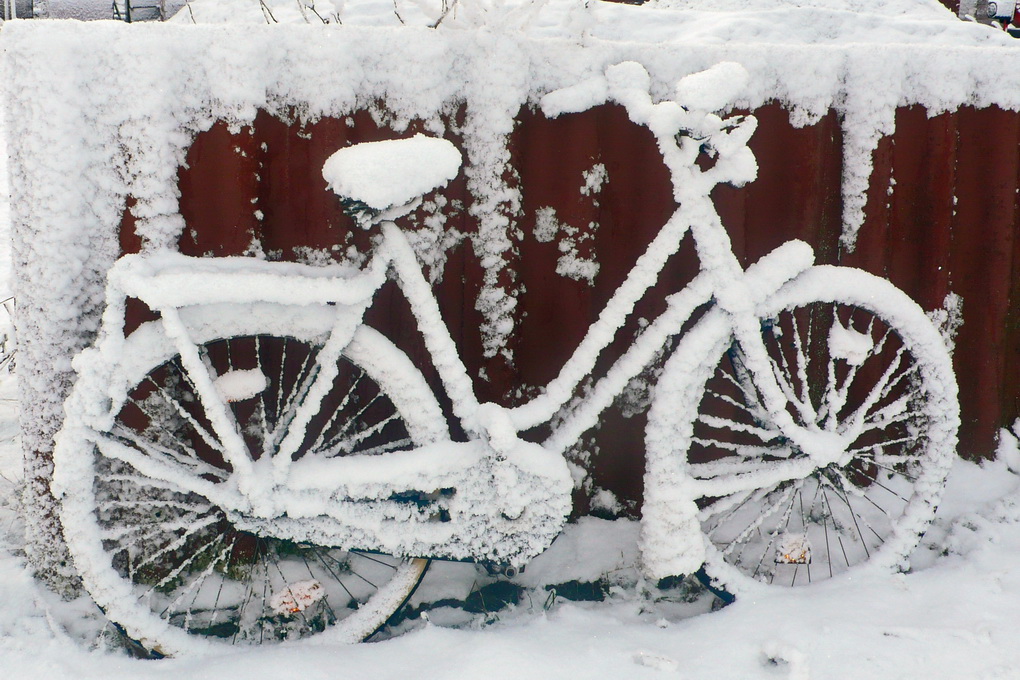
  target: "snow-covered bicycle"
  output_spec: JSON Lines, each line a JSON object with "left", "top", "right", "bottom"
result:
{"left": 51, "top": 61, "right": 958, "bottom": 656}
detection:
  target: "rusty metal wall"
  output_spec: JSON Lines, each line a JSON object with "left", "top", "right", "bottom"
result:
{"left": 844, "top": 105, "right": 1020, "bottom": 467}
{"left": 151, "top": 102, "right": 1018, "bottom": 509}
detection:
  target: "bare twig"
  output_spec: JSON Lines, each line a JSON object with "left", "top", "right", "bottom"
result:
{"left": 432, "top": 0, "right": 457, "bottom": 27}
{"left": 260, "top": 0, "right": 278, "bottom": 23}
{"left": 307, "top": 3, "right": 330, "bottom": 23}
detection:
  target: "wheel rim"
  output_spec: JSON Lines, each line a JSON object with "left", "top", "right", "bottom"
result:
{"left": 86, "top": 332, "right": 431, "bottom": 647}
{"left": 691, "top": 300, "right": 946, "bottom": 587}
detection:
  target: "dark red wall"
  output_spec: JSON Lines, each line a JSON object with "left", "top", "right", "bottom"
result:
{"left": 142, "top": 102, "right": 1019, "bottom": 509}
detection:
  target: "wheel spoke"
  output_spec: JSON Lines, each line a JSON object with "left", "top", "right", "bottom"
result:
{"left": 265, "top": 543, "right": 314, "bottom": 632}
{"left": 92, "top": 432, "right": 234, "bottom": 507}
{"left": 207, "top": 534, "right": 238, "bottom": 630}
{"left": 843, "top": 346, "right": 912, "bottom": 431}
{"left": 690, "top": 452, "right": 792, "bottom": 478}
{"left": 701, "top": 488, "right": 758, "bottom": 532}
{"left": 320, "top": 550, "right": 380, "bottom": 589}
{"left": 746, "top": 482, "right": 801, "bottom": 582}
{"left": 255, "top": 337, "right": 272, "bottom": 453}
{"left": 308, "top": 372, "right": 366, "bottom": 454}
{"left": 823, "top": 319, "right": 890, "bottom": 429}
{"left": 135, "top": 517, "right": 226, "bottom": 599}
{"left": 706, "top": 386, "right": 765, "bottom": 421}
{"left": 696, "top": 414, "right": 781, "bottom": 441}
{"left": 273, "top": 321, "right": 363, "bottom": 469}
{"left": 718, "top": 482, "right": 796, "bottom": 560}
{"left": 232, "top": 539, "right": 262, "bottom": 645}
{"left": 137, "top": 375, "right": 228, "bottom": 461}
{"left": 820, "top": 474, "right": 881, "bottom": 551}
{"left": 788, "top": 310, "right": 813, "bottom": 412}
{"left": 311, "top": 548, "right": 358, "bottom": 604}
{"left": 349, "top": 550, "right": 400, "bottom": 570}
{"left": 721, "top": 356, "right": 771, "bottom": 425}
{"left": 337, "top": 438, "right": 413, "bottom": 458}
{"left": 856, "top": 455, "right": 919, "bottom": 483}
{"left": 266, "top": 348, "right": 322, "bottom": 456}
{"left": 848, "top": 436, "right": 918, "bottom": 459}
{"left": 691, "top": 437, "right": 787, "bottom": 458}
{"left": 320, "top": 410, "right": 401, "bottom": 458}
{"left": 164, "top": 533, "right": 230, "bottom": 630}
{"left": 111, "top": 424, "right": 227, "bottom": 481}
{"left": 323, "top": 391, "right": 386, "bottom": 449}
{"left": 821, "top": 487, "right": 852, "bottom": 568}
{"left": 854, "top": 401, "right": 919, "bottom": 438}
{"left": 299, "top": 550, "right": 339, "bottom": 623}
{"left": 98, "top": 498, "right": 212, "bottom": 515}
{"left": 765, "top": 331, "right": 817, "bottom": 424}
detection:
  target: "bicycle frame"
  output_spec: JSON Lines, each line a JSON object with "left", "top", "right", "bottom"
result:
{"left": 372, "top": 150, "right": 818, "bottom": 574}
{"left": 48, "top": 57, "right": 961, "bottom": 655}
{"left": 71, "top": 61, "right": 865, "bottom": 576}
{"left": 380, "top": 184, "right": 817, "bottom": 458}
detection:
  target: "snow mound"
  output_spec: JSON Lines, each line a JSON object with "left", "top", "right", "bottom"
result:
{"left": 514, "top": 517, "right": 640, "bottom": 588}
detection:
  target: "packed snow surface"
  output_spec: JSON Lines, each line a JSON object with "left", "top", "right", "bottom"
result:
{"left": 4, "top": 445, "right": 1020, "bottom": 678}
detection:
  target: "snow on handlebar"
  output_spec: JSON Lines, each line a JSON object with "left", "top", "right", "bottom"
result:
{"left": 544, "top": 61, "right": 757, "bottom": 190}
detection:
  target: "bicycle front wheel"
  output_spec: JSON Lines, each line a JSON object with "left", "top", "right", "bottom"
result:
{"left": 55, "top": 304, "right": 445, "bottom": 656}
{"left": 650, "top": 267, "right": 958, "bottom": 593}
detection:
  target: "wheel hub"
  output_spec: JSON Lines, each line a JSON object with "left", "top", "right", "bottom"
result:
{"left": 790, "top": 428, "right": 848, "bottom": 468}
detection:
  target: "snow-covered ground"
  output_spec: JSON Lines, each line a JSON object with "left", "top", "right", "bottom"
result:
{"left": 3, "top": 432, "right": 1020, "bottom": 679}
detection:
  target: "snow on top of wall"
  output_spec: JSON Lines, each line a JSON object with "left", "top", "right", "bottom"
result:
{"left": 596, "top": 1, "right": 989, "bottom": 48}
{"left": 165, "top": 0, "right": 1016, "bottom": 243}
{"left": 173, "top": 0, "right": 994, "bottom": 46}
{"left": 649, "top": 0, "right": 955, "bottom": 14}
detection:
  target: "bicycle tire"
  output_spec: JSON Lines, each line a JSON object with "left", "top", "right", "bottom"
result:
{"left": 646, "top": 266, "right": 958, "bottom": 595}
{"left": 54, "top": 303, "right": 446, "bottom": 655}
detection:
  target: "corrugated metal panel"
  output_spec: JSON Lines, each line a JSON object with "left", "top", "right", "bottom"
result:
{"left": 160, "top": 102, "right": 1017, "bottom": 507}
{"left": 842, "top": 106, "right": 1020, "bottom": 460}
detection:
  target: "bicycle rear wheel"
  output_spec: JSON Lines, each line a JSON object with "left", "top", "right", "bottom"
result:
{"left": 55, "top": 304, "right": 446, "bottom": 655}
{"left": 648, "top": 267, "right": 958, "bottom": 593}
